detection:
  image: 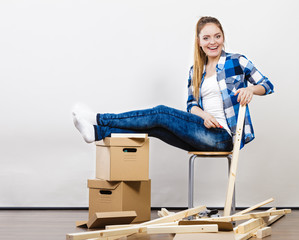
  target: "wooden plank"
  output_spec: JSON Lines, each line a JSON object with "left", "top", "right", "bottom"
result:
{"left": 174, "top": 231, "right": 235, "bottom": 240}
{"left": 66, "top": 226, "right": 139, "bottom": 240}
{"left": 88, "top": 236, "right": 127, "bottom": 240}
{"left": 106, "top": 221, "right": 179, "bottom": 230}
{"left": 68, "top": 224, "right": 217, "bottom": 240}
{"left": 161, "top": 208, "right": 174, "bottom": 216}
{"left": 237, "top": 218, "right": 264, "bottom": 234}
{"left": 234, "top": 207, "right": 284, "bottom": 240}
{"left": 235, "top": 221, "right": 267, "bottom": 240}
{"left": 146, "top": 224, "right": 218, "bottom": 234}
{"left": 256, "top": 227, "right": 272, "bottom": 238}
{"left": 179, "top": 220, "right": 234, "bottom": 231}
{"left": 234, "top": 198, "right": 274, "bottom": 215}
{"left": 139, "top": 205, "right": 207, "bottom": 226}
{"left": 157, "top": 208, "right": 173, "bottom": 217}
{"left": 264, "top": 213, "right": 285, "bottom": 226}
{"left": 157, "top": 211, "right": 164, "bottom": 217}
{"left": 224, "top": 104, "right": 246, "bottom": 216}
{"left": 105, "top": 224, "right": 137, "bottom": 230}
{"left": 195, "top": 209, "right": 291, "bottom": 222}
{"left": 67, "top": 205, "right": 206, "bottom": 240}
{"left": 100, "top": 226, "right": 139, "bottom": 237}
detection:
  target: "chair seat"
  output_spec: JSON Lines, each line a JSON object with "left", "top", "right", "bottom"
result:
{"left": 188, "top": 151, "right": 232, "bottom": 156}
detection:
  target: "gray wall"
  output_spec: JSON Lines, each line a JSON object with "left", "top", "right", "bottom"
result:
{"left": 1, "top": 0, "right": 298, "bottom": 208}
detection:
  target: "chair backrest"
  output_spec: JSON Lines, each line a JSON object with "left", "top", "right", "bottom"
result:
{"left": 232, "top": 104, "right": 246, "bottom": 153}
{"left": 223, "top": 104, "right": 246, "bottom": 216}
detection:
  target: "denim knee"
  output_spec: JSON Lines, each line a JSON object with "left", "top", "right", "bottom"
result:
{"left": 153, "top": 105, "right": 168, "bottom": 112}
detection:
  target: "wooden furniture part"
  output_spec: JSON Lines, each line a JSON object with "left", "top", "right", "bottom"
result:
{"left": 234, "top": 207, "right": 289, "bottom": 240}
{"left": 158, "top": 208, "right": 175, "bottom": 218}
{"left": 191, "top": 209, "right": 291, "bottom": 223}
{"left": 255, "top": 227, "right": 272, "bottom": 238}
{"left": 173, "top": 231, "right": 236, "bottom": 240}
{"left": 66, "top": 205, "right": 207, "bottom": 240}
{"left": 188, "top": 104, "right": 246, "bottom": 216}
{"left": 233, "top": 198, "right": 274, "bottom": 216}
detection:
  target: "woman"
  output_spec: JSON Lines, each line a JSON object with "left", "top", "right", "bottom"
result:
{"left": 73, "top": 16, "right": 274, "bottom": 151}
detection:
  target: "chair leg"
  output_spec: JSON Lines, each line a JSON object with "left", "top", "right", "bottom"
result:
{"left": 227, "top": 155, "right": 236, "bottom": 214}
{"left": 188, "top": 155, "right": 197, "bottom": 209}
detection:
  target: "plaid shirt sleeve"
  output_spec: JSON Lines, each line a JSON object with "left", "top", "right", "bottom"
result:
{"left": 239, "top": 56, "right": 274, "bottom": 95}
{"left": 186, "top": 66, "right": 200, "bottom": 112}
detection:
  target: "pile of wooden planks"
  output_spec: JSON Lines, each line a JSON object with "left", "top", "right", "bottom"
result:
{"left": 66, "top": 198, "right": 291, "bottom": 240}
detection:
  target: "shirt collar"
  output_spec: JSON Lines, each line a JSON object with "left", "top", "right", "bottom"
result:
{"left": 216, "top": 50, "right": 226, "bottom": 71}
{"left": 203, "top": 50, "right": 227, "bottom": 75}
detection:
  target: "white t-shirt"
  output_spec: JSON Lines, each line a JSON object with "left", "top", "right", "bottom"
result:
{"left": 201, "top": 74, "right": 232, "bottom": 135}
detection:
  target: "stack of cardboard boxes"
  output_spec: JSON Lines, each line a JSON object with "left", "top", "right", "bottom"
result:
{"left": 88, "top": 134, "right": 151, "bottom": 223}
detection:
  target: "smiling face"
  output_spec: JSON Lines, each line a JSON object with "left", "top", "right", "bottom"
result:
{"left": 198, "top": 23, "right": 224, "bottom": 60}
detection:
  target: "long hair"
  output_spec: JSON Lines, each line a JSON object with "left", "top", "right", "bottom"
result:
{"left": 193, "top": 16, "right": 225, "bottom": 100}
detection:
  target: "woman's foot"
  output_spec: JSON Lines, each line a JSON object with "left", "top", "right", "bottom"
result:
{"left": 72, "top": 103, "right": 97, "bottom": 143}
{"left": 72, "top": 103, "right": 97, "bottom": 125}
{"left": 73, "top": 115, "right": 95, "bottom": 143}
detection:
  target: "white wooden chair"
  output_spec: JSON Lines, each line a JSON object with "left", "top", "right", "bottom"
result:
{"left": 188, "top": 105, "right": 246, "bottom": 216}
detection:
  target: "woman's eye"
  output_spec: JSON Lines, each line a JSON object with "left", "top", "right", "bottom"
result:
{"left": 203, "top": 37, "right": 208, "bottom": 40}
{"left": 216, "top": 35, "right": 221, "bottom": 39}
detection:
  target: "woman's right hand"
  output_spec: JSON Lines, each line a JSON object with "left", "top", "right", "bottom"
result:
{"left": 203, "top": 112, "right": 221, "bottom": 129}
{"left": 190, "top": 106, "right": 222, "bottom": 129}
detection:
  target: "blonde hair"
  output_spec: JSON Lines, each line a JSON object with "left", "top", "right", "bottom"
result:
{"left": 193, "top": 16, "right": 225, "bottom": 100}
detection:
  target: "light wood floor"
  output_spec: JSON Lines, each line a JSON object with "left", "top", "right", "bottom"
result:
{"left": 0, "top": 209, "right": 298, "bottom": 240}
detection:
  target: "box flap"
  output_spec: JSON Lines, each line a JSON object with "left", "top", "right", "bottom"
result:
{"left": 111, "top": 133, "right": 148, "bottom": 138}
{"left": 88, "top": 179, "right": 121, "bottom": 190}
{"left": 87, "top": 211, "right": 137, "bottom": 229}
{"left": 76, "top": 220, "right": 88, "bottom": 228}
{"left": 95, "top": 137, "right": 148, "bottom": 147}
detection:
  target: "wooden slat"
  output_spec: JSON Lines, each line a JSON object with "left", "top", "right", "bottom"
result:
{"left": 194, "top": 209, "right": 291, "bottom": 222}
{"left": 105, "top": 221, "right": 179, "bottom": 230}
{"left": 235, "top": 223, "right": 267, "bottom": 240}
{"left": 234, "top": 207, "right": 285, "bottom": 240}
{"left": 224, "top": 104, "right": 246, "bottom": 216}
{"left": 146, "top": 224, "right": 218, "bottom": 234}
{"left": 173, "top": 231, "right": 235, "bottom": 240}
{"left": 237, "top": 218, "right": 264, "bottom": 234}
{"left": 256, "top": 227, "right": 272, "bottom": 238}
{"left": 264, "top": 213, "right": 285, "bottom": 225}
{"left": 66, "top": 205, "right": 206, "bottom": 240}
{"left": 179, "top": 220, "right": 234, "bottom": 231}
{"left": 139, "top": 205, "right": 207, "bottom": 226}
{"left": 66, "top": 226, "right": 139, "bottom": 240}
{"left": 234, "top": 198, "right": 274, "bottom": 215}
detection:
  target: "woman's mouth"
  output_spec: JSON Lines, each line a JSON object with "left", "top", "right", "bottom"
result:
{"left": 208, "top": 46, "right": 218, "bottom": 50}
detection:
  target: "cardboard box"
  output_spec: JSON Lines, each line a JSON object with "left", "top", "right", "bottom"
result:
{"left": 88, "top": 179, "right": 151, "bottom": 223}
{"left": 76, "top": 211, "right": 136, "bottom": 229}
{"left": 95, "top": 135, "right": 149, "bottom": 181}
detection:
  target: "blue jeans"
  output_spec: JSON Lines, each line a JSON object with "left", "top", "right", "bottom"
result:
{"left": 94, "top": 105, "right": 233, "bottom": 151}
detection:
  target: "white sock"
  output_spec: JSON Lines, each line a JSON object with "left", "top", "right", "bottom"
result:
{"left": 72, "top": 103, "right": 97, "bottom": 125}
{"left": 73, "top": 115, "right": 95, "bottom": 143}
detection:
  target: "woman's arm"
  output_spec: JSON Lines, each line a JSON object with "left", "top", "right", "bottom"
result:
{"left": 236, "top": 55, "right": 274, "bottom": 106}
{"left": 191, "top": 106, "right": 222, "bottom": 129}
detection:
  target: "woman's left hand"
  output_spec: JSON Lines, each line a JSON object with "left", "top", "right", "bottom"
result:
{"left": 234, "top": 87, "right": 254, "bottom": 106}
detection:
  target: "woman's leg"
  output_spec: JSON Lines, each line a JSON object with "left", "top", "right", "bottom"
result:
{"left": 94, "top": 125, "right": 197, "bottom": 151}
{"left": 95, "top": 105, "right": 232, "bottom": 151}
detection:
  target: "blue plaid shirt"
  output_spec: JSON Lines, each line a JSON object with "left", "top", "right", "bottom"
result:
{"left": 187, "top": 50, "right": 274, "bottom": 148}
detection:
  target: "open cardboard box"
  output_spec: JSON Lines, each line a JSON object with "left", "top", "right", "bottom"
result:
{"left": 76, "top": 211, "right": 137, "bottom": 229}
{"left": 88, "top": 179, "right": 151, "bottom": 223}
{"left": 95, "top": 134, "right": 149, "bottom": 181}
